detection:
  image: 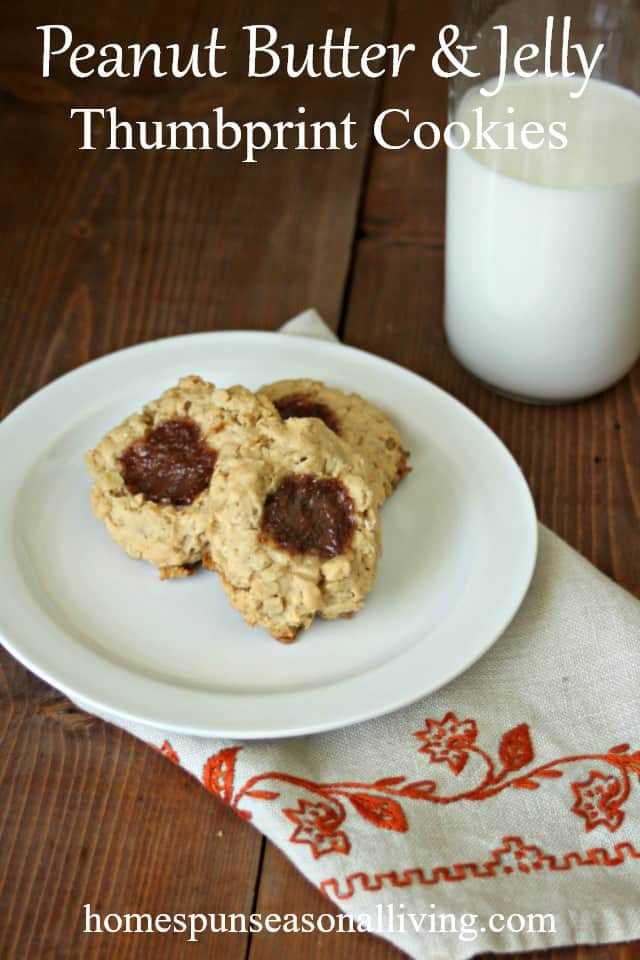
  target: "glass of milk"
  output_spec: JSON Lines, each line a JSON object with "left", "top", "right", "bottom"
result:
{"left": 444, "top": 0, "right": 640, "bottom": 402}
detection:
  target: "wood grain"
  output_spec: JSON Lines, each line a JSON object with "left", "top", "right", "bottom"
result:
{"left": 1, "top": 0, "right": 638, "bottom": 958}
{"left": 0, "top": 0, "right": 388, "bottom": 418}
{"left": 0, "top": 667, "right": 259, "bottom": 959}
{"left": 249, "top": 843, "right": 396, "bottom": 960}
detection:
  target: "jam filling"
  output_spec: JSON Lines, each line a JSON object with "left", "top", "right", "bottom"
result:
{"left": 120, "top": 418, "right": 217, "bottom": 506}
{"left": 259, "top": 474, "right": 355, "bottom": 559}
{"left": 274, "top": 393, "right": 340, "bottom": 435}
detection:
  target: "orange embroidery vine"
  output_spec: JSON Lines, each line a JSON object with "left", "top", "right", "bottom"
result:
{"left": 168, "top": 712, "right": 640, "bottom": 861}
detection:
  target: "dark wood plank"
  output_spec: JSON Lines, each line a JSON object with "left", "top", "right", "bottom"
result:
{"left": 0, "top": 663, "right": 258, "bottom": 959}
{"left": 0, "top": 0, "right": 389, "bottom": 957}
{"left": 253, "top": 1, "right": 640, "bottom": 958}
{"left": 0, "top": 0, "right": 386, "bottom": 419}
{"left": 249, "top": 843, "right": 395, "bottom": 960}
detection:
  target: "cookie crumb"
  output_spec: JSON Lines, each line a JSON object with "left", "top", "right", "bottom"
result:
{"left": 159, "top": 565, "right": 194, "bottom": 580}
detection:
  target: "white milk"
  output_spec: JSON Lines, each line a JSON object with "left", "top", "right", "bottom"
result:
{"left": 445, "top": 75, "right": 640, "bottom": 401}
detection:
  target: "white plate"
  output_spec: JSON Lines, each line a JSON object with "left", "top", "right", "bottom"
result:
{"left": 0, "top": 332, "right": 537, "bottom": 738}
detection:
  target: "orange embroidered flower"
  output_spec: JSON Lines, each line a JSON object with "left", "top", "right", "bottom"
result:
{"left": 284, "top": 800, "right": 350, "bottom": 858}
{"left": 414, "top": 712, "right": 478, "bottom": 775}
{"left": 571, "top": 771, "right": 625, "bottom": 832}
{"left": 201, "top": 715, "right": 639, "bottom": 861}
{"left": 203, "top": 747, "right": 240, "bottom": 804}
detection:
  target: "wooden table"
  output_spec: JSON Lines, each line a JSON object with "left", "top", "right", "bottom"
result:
{"left": 1, "top": 1, "right": 638, "bottom": 957}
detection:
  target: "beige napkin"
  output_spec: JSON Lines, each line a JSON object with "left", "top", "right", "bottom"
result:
{"left": 88, "top": 310, "right": 640, "bottom": 959}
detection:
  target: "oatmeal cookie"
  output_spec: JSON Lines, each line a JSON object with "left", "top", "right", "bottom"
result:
{"left": 86, "top": 376, "right": 279, "bottom": 577}
{"left": 206, "top": 417, "right": 381, "bottom": 641}
{"left": 259, "top": 378, "right": 409, "bottom": 505}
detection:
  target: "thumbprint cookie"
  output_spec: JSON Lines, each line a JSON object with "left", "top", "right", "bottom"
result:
{"left": 205, "top": 417, "right": 380, "bottom": 641}
{"left": 259, "top": 378, "right": 410, "bottom": 505}
{"left": 85, "top": 376, "right": 279, "bottom": 579}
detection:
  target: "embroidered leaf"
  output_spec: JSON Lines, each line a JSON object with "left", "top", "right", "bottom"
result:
{"left": 202, "top": 747, "right": 241, "bottom": 804}
{"left": 499, "top": 723, "right": 534, "bottom": 772}
{"left": 512, "top": 779, "right": 540, "bottom": 790}
{"left": 400, "top": 779, "right": 437, "bottom": 799}
{"left": 374, "top": 776, "right": 406, "bottom": 787}
{"left": 244, "top": 789, "right": 280, "bottom": 800}
{"left": 610, "top": 743, "right": 630, "bottom": 754}
{"left": 534, "top": 768, "right": 563, "bottom": 779}
{"left": 605, "top": 754, "right": 632, "bottom": 772}
{"left": 627, "top": 753, "right": 640, "bottom": 781}
{"left": 348, "top": 793, "right": 408, "bottom": 831}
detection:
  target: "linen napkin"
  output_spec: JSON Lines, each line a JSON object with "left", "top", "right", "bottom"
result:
{"left": 84, "top": 310, "right": 640, "bottom": 959}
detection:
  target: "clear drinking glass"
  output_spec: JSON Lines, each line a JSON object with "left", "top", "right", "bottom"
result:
{"left": 444, "top": 0, "right": 640, "bottom": 402}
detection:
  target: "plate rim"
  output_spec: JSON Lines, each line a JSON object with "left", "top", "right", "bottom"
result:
{"left": 0, "top": 330, "right": 538, "bottom": 738}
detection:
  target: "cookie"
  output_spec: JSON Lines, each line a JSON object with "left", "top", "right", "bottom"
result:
{"left": 85, "top": 376, "right": 279, "bottom": 577}
{"left": 259, "top": 378, "right": 409, "bottom": 505}
{"left": 206, "top": 417, "right": 381, "bottom": 641}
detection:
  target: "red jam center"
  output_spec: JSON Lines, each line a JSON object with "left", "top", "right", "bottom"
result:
{"left": 120, "top": 418, "right": 217, "bottom": 506}
{"left": 259, "top": 474, "right": 355, "bottom": 559}
{"left": 274, "top": 393, "right": 340, "bottom": 435}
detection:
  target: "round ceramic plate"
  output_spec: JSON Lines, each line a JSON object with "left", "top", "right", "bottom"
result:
{"left": 0, "top": 332, "right": 537, "bottom": 738}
